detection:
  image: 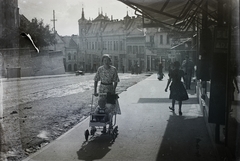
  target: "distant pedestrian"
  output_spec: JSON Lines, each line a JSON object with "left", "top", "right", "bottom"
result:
{"left": 165, "top": 61, "right": 189, "bottom": 115}
{"left": 158, "top": 62, "right": 163, "bottom": 74}
{"left": 157, "top": 62, "right": 164, "bottom": 80}
{"left": 168, "top": 62, "right": 174, "bottom": 77}
{"left": 182, "top": 54, "right": 194, "bottom": 89}
{"left": 131, "top": 65, "right": 134, "bottom": 74}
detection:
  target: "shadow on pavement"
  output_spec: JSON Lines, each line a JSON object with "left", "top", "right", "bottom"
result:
{"left": 138, "top": 97, "right": 198, "bottom": 104}
{"left": 77, "top": 134, "right": 116, "bottom": 161}
{"left": 155, "top": 115, "right": 218, "bottom": 161}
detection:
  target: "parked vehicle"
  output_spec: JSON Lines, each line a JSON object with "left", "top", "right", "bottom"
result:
{"left": 75, "top": 70, "right": 84, "bottom": 76}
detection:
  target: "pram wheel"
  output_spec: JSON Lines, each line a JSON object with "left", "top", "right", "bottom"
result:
{"left": 110, "top": 126, "right": 118, "bottom": 139}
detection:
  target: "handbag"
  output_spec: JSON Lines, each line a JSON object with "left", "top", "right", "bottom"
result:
{"left": 106, "top": 93, "right": 119, "bottom": 104}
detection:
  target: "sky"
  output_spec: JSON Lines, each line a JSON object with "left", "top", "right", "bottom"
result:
{"left": 18, "top": 0, "right": 135, "bottom": 36}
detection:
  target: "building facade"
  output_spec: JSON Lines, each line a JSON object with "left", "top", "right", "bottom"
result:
{"left": 0, "top": 0, "right": 19, "bottom": 48}
{"left": 78, "top": 10, "right": 151, "bottom": 72}
{"left": 77, "top": 9, "right": 193, "bottom": 73}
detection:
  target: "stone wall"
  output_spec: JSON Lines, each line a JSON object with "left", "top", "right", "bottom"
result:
{"left": 0, "top": 48, "right": 65, "bottom": 78}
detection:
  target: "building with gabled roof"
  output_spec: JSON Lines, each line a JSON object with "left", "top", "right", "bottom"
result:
{"left": 60, "top": 35, "right": 79, "bottom": 72}
{"left": 76, "top": 8, "right": 192, "bottom": 73}
{"left": 78, "top": 8, "right": 148, "bottom": 73}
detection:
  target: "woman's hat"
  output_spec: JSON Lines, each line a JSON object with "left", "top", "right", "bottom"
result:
{"left": 102, "top": 54, "right": 111, "bottom": 62}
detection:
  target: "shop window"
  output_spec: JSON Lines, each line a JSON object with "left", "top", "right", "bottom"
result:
{"left": 160, "top": 35, "right": 163, "bottom": 44}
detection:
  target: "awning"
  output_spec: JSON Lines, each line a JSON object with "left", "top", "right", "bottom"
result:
{"left": 119, "top": 0, "right": 219, "bottom": 32}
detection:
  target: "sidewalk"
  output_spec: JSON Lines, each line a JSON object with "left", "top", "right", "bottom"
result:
{"left": 22, "top": 73, "right": 219, "bottom": 161}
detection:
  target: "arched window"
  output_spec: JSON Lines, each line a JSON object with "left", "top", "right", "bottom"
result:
{"left": 68, "top": 53, "right": 71, "bottom": 60}
{"left": 74, "top": 52, "right": 77, "bottom": 60}
{"left": 74, "top": 64, "right": 77, "bottom": 71}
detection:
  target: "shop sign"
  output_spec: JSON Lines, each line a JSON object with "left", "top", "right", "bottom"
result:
{"left": 214, "top": 27, "right": 228, "bottom": 53}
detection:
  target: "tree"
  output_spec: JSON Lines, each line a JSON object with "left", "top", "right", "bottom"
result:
{"left": 0, "top": 17, "right": 56, "bottom": 49}
{"left": 19, "top": 17, "right": 56, "bottom": 49}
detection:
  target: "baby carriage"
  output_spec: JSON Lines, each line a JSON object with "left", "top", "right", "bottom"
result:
{"left": 84, "top": 93, "right": 119, "bottom": 141}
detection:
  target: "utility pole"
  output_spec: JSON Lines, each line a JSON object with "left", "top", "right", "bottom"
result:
{"left": 51, "top": 10, "right": 57, "bottom": 50}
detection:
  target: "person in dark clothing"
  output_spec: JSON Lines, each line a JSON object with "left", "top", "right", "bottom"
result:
{"left": 165, "top": 61, "right": 189, "bottom": 115}
{"left": 157, "top": 62, "right": 164, "bottom": 80}
{"left": 182, "top": 55, "right": 194, "bottom": 89}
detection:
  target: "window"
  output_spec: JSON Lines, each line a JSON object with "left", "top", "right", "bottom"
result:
{"left": 68, "top": 53, "right": 71, "bottom": 60}
{"left": 114, "top": 41, "right": 116, "bottom": 50}
{"left": 149, "top": 35, "right": 154, "bottom": 47}
{"left": 133, "top": 46, "right": 138, "bottom": 54}
{"left": 68, "top": 64, "right": 72, "bottom": 71}
{"left": 127, "top": 46, "right": 132, "bottom": 54}
{"left": 120, "top": 41, "right": 123, "bottom": 51}
{"left": 74, "top": 64, "right": 77, "bottom": 71}
{"left": 150, "top": 36, "right": 154, "bottom": 43}
{"left": 139, "top": 46, "right": 144, "bottom": 54}
{"left": 167, "top": 34, "right": 170, "bottom": 44}
{"left": 104, "top": 41, "right": 107, "bottom": 50}
{"left": 98, "top": 42, "right": 101, "bottom": 50}
{"left": 113, "top": 41, "right": 119, "bottom": 51}
{"left": 116, "top": 41, "right": 118, "bottom": 51}
{"left": 110, "top": 41, "right": 113, "bottom": 50}
{"left": 160, "top": 35, "right": 163, "bottom": 44}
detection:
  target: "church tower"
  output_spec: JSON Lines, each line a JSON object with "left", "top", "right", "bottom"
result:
{"left": 78, "top": 8, "right": 88, "bottom": 36}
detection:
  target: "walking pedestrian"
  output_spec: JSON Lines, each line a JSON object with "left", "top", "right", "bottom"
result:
{"left": 182, "top": 54, "right": 194, "bottom": 89}
{"left": 165, "top": 61, "right": 189, "bottom": 115}
{"left": 94, "top": 54, "right": 121, "bottom": 133}
{"left": 157, "top": 62, "right": 164, "bottom": 80}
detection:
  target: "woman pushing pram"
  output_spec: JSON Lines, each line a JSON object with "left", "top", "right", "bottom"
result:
{"left": 84, "top": 54, "right": 121, "bottom": 141}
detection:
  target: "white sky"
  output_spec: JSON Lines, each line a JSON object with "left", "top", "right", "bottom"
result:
{"left": 18, "top": 0, "right": 136, "bottom": 36}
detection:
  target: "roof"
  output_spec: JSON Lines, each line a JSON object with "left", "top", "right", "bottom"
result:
{"left": 104, "top": 21, "right": 125, "bottom": 35}
{"left": 93, "top": 13, "right": 110, "bottom": 22}
{"left": 119, "top": 0, "right": 219, "bottom": 32}
{"left": 61, "top": 36, "right": 78, "bottom": 48}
